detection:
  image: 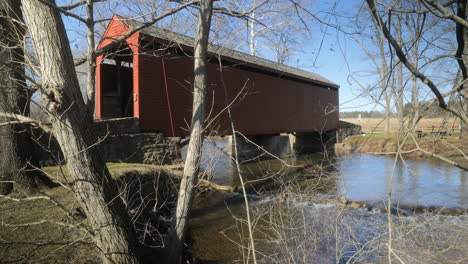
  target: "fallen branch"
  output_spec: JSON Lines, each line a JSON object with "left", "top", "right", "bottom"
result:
{"left": 198, "top": 179, "right": 236, "bottom": 192}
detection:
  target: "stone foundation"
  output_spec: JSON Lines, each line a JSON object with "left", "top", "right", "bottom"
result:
{"left": 93, "top": 117, "right": 140, "bottom": 136}
{"left": 34, "top": 118, "right": 178, "bottom": 166}
{"left": 102, "top": 133, "right": 178, "bottom": 165}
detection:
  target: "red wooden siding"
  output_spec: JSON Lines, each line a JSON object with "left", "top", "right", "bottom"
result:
{"left": 137, "top": 50, "right": 338, "bottom": 136}
{"left": 96, "top": 18, "right": 339, "bottom": 137}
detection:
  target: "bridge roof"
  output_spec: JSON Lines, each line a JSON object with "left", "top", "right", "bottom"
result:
{"left": 120, "top": 17, "right": 339, "bottom": 89}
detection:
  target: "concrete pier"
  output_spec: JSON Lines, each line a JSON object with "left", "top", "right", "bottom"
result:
{"left": 290, "top": 131, "right": 336, "bottom": 154}
{"left": 229, "top": 130, "right": 337, "bottom": 162}
{"left": 228, "top": 134, "right": 292, "bottom": 162}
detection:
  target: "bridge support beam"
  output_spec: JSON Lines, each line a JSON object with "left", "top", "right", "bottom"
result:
{"left": 228, "top": 134, "right": 292, "bottom": 162}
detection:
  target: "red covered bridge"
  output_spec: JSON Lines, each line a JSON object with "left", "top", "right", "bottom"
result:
{"left": 96, "top": 16, "right": 339, "bottom": 142}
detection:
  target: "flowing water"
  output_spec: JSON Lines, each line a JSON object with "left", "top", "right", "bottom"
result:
{"left": 181, "top": 139, "right": 468, "bottom": 263}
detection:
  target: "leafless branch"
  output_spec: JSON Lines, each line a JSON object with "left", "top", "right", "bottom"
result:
{"left": 422, "top": 0, "right": 468, "bottom": 28}
{"left": 37, "top": 0, "right": 87, "bottom": 23}
{"left": 366, "top": 0, "right": 468, "bottom": 126}
{"left": 59, "top": 0, "right": 105, "bottom": 11}
{"left": 375, "top": 0, "right": 457, "bottom": 14}
{"left": 0, "top": 112, "right": 52, "bottom": 132}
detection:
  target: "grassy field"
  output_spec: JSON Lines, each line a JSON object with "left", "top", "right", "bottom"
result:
{"left": 341, "top": 117, "right": 462, "bottom": 134}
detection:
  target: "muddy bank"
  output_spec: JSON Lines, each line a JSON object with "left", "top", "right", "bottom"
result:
{"left": 335, "top": 135, "right": 468, "bottom": 164}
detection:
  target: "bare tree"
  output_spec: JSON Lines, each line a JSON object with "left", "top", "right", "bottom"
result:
{"left": 0, "top": 0, "right": 52, "bottom": 194}
{"left": 403, "top": 2, "right": 424, "bottom": 129}
{"left": 165, "top": 1, "right": 214, "bottom": 263}
{"left": 395, "top": 10, "right": 405, "bottom": 134}
{"left": 245, "top": 0, "right": 305, "bottom": 64}
{"left": 365, "top": 0, "right": 468, "bottom": 133}
{"left": 20, "top": 0, "right": 143, "bottom": 263}
{"left": 353, "top": 15, "right": 395, "bottom": 133}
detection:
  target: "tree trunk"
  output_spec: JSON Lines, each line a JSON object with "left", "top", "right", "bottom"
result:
{"left": 461, "top": 0, "right": 468, "bottom": 139}
{"left": 0, "top": 0, "right": 43, "bottom": 194}
{"left": 410, "top": 25, "right": 420, "bottom": 130}
{"left": 372, "top": 17, "right": 393, "bottom": 134}
{"left": 409, "top": 32, "right": 420, "bottom": 130}
{"left": 21, "top": 1, "right": 142, "bottom": 263}
{"left": 396, "top": 12, "right": 405, "bottom": 135}
{"left": 86, "top": 0, "right": 96, "bottom": 115}
{"left": 249, "top": 5, "right": 256, "bottom": 56}
{"left": 165, "top": 0, "right": 213, "bottom": 263}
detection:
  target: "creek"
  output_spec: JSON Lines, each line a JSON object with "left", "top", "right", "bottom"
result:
{"left": 181, "top": 139, "right": 468, "bottom": 263}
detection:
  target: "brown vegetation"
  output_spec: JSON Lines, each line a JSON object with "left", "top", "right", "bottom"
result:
{"left": 341, "top": 118, "right": 462, "bottom": 134}
{"left": 0, "top": 163, "right": 181, "bottom": 263}
{"left": 336, "top": 134, "right": 468, "bottom": 166}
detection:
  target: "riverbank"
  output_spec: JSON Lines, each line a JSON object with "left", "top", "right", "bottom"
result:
{"left": 335, "top": 134, "right": 468, "bottom": 166}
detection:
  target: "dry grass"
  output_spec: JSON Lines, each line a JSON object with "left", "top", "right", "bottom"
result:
{"left": 342, "top": 118, "right": 461, "bottom": 134}
{"left": 0, "top": 186, "right": 98, "bottom": 263}
{"left": 245, "top": 197, "right": 468, "bottom": 264}
{"left": 0, "top": 163, "right": 181, "bottom": 263}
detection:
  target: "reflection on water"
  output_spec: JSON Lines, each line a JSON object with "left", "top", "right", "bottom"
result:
{"left": 183, "top": 139, "right": 468, "bottom": 209}
{"left": 337, "top": 153, "right": 468, "bottom": 208}
{"left": 181, "top": 139, "right": 301, "bottom": 187}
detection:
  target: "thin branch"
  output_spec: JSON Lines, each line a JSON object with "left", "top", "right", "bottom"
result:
{"left": 375, "top": 0, "right": 457, "bottom": 14}
{"left": 37, "top": 0, "right": 87, "bottom": 23}
{"left": 409, "top": 133, "right": 468, "bottom": 171}
{"left": 59, "top": 0, "right": 105, "bottom": 11}
{"left": 1, "top": 219, "right": 82, "bottom": 230}
{"left": 211, "top": 0, "right": 269, "bottom": 18}
{"left": 0, "top": 112, "right": 52, "bottom": 132}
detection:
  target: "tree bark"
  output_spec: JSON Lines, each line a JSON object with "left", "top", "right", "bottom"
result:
{"left": 85, "top": 0, "right": 96, "bottom": 115}
{"left": 21, "top": 1, "right": 142, "bottom": 263}
{"left": 0, "top": 0, "right": 43, "bottom": 194}
{"left": 165, "top": 0, "right": 214, "bottom": 263}
{"left": 249, "top": 5, "right": 256, "bottom": 56}
{"left": 396, "top": 11, "right": 405, "bottom": 134}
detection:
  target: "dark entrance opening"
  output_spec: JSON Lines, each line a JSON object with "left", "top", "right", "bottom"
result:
{"left": 101, "top": 45, "right": 134, "bottom": 118}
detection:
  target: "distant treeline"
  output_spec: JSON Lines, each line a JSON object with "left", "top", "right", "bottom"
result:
{"left": 341, "top": 102, "right": 463, "bottom": 119}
